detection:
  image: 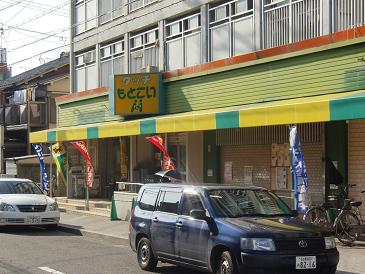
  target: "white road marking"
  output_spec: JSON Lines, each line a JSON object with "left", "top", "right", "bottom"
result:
{"left": 38, "top": 266, "right": 66, "bottom": 274}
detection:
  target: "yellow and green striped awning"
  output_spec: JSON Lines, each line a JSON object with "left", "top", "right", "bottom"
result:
{"left": 30, "top": 90, "right": 365, "bottom": 143}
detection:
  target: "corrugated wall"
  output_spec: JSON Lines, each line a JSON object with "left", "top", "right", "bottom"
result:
{"left": 58, "top": 95, "right": 124, "bottom": 127}
{"left": 166, "top": 43, "right": 365, "bottom": 113}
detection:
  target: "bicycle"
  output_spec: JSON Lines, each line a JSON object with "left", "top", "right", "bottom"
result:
{"left": 303, "top": 190, "right": 365, "bottom": 245}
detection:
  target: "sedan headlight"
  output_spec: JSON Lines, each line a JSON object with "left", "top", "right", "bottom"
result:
{"left": 0, "top": 203, "right": 16, "bottom": 212}
{"left": 48, "top": 202, "right": 59, "bottom": 211}
{"left": 324, "top": 236, "right": 336, "bottom": 249}
{"left": 241, "top": 238, "right": 276, "bottom": 251}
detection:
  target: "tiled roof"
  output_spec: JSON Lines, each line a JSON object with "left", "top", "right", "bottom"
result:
{"left": 0, "top": 54, "right": 69, "bottom": 89}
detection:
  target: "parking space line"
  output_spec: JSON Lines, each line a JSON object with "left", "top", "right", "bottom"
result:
{"left": 38, "top": 266, "right": 65, "bottom": 274}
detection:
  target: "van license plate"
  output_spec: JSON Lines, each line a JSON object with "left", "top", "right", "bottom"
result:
{"left": 296, "top": 256, "right": 316, "bottom": 269}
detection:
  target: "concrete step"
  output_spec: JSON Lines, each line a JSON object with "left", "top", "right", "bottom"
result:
{"left": 57, "top": 200, "right": 111, "bottom": 218}
{"left": 55, "top": 197, "right": 111, "bottom": 209}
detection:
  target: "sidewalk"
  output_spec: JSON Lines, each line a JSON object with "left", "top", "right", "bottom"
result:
{"left": 58, "top": 212, "right": 129, "bottom": 245}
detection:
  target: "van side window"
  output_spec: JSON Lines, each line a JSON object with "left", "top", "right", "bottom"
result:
{"left": 181, "top": 193, "right": 205, "bottom": 216}
{"left": 139, "top": 188, "right": 159, "bottom": 211}
{"left": 157, "top": 190, "right": 182, "bottom": 214}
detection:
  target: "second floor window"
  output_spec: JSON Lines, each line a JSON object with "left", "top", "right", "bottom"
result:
{"left": 166, "top": 12, "right": 202, "bottom": 71}
{"left": 75, "top": 49, "right": 98, "bottom": 92}
{"left": 75, "top": 0, "right": 97, "bottom": 35}
{"left": 128, "top": 0, "right": 158, "bottom": 12}
{"left": 129, "top": 27, "right": 159, "bottom": 73}
{"left": 100, "top": 39, "right": 125, "bottom": 87}
{"left": 209, "top": 0, "right": 254, "bottom": 61}
{"left": 99, "top": 0, "right": 124, "bottom": 24}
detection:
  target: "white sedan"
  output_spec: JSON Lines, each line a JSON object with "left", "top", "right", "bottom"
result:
{"left": 0, "top": 178, "right": 60, "bottom": 229}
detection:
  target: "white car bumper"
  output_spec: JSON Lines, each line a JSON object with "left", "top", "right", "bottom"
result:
{"left": 0, "top": 211, "right": 60, "bottom": 226}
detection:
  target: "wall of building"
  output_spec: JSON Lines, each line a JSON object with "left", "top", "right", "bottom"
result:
{"left": 348, "top": 119, "right": 365, "bottom": 218}
{"left": 47, "top": 77, "right": 70, "bottom": 93}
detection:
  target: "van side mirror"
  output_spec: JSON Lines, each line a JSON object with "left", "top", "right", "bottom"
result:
{"left": 190, "top": 209, "right": 207, "bottom": 220}
{"left": 291, "top": 210, "right": 299, "bottom": 217}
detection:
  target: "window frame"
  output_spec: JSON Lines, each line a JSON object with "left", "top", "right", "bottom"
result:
{"left": 74, "top": 0, "right": 97, "bottom": 36}
{"left": 99, "top": 0, "right": 124, "bottom": 25}
{"left": 179, "top": 190, "right": 206, "bottom": 217}
{"left": 100, "top": 38, "right": 125, "bottom": 87}
{"left": 155, "top": 188, "right": 183, "bottom": 215}
{"left": 128, "top": 0, "right": 159, "bottom": 13}
{"left": 165, "top": 12, "right": 202, "bottom": 71}
{"left": 74, "top": 49, "right": 97, "bottom": 92}
{"left": 208, "top": 0, "right": 254, "bottom": 61}
{"left": 138, "top": 187, "right": 160, "bottom": 211}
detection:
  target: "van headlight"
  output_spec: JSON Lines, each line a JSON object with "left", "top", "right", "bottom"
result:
{"left": 48, "top": 202, "right": 59, "bottom": 211}
{"left": 241, "top": 238, "right": 276, "bottom": 251}
{"left": 324, "top": 236, "right": 336, "bottom": 249}
{"left": 0, "top": 203, "right": 16, "bottom": 212}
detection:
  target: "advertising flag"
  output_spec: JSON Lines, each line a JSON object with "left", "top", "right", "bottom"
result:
{"left": 32, "top": 144, "right": 49, "bottom": 191}
{"left": 50, "top": 143, "right": 68, "bottom": 184}
{"left": 146, "top": 135, "right": 176, "bottom": 170}
{"left": 71, "top": 141, "right": 94, "bottom": 188}
{"left": 289, "top": 126, "right": 309, "bottom": 212}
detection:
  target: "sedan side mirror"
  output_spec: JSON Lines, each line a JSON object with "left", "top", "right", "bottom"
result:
{"left": 190, "top": 209, "right": 207, "bottom": 220}
{"left": 291, "top": 210, "right": 299, "bottom": 217}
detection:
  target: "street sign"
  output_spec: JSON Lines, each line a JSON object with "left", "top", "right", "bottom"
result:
{"left": 112, "top": 73, "right": 164, "bottom": 116}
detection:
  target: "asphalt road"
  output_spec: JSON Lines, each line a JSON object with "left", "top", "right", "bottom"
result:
{"left": 0, "top": 226, "right": 201, "bottom": 274}
{"left": 0, "top": 226, "right": 361, "bottom": 274}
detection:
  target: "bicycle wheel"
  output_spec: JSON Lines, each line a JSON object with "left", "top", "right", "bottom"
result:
{"left": 334, "top": 211, "right": 361, "bottom": 246}
{"left": 303, "top": 207, "right": 330, "bottom": 228}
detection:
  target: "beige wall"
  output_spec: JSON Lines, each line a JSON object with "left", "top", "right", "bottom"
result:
{"left": 348, "top": 119, "right": 365, "bottom": 218}
{"left": 187, "top": 131, "right": 204, "bottom": 183}
{"left": 47, "top": 77, "right": 70, "bottom": 93}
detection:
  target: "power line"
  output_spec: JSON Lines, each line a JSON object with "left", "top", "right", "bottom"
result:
{"left": 1, "top": 0, "right": 68, "bottom": 16}
{"left": 5, "top": 25, "right": 67, "bottom": 40}
{"left": 7, "top": 44, "right": 68, "bottom": 66}
{"left": 5, "top": 0, "right": 35, "bottom": 24}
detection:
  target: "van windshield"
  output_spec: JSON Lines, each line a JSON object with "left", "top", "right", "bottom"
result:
{"left": 208, "top": 188, "right": 292, "bottom": 218}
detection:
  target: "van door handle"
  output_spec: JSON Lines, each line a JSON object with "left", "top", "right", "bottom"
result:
{"left": 176, "top": 221, "right": 183, "bottom": 228}
{"left": 152, "top": 217, "right": 159, "bottom": 223}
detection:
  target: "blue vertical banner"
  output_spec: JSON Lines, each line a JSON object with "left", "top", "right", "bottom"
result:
{"left": 289, "top": 126, "right": 309, "bottom": 212}
{"left": 32, "top": 144, "right": 49, "bottom": 192}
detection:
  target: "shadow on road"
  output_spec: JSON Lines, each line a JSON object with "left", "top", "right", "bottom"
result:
{"left": 155, "top": 265, "right": 204, "bottom": 274}
{"left": 0, "top": 225, "right": 81, "bottom": 236}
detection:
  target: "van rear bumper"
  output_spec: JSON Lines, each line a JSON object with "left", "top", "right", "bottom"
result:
{"left": 239, "top": 250, "right": 339, "bottom": 273}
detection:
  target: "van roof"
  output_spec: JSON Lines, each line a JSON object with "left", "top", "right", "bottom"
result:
{"left": 143, "top": 184, "right": 266, "bottom": 191}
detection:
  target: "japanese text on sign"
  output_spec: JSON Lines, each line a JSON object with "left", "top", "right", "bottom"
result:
{"left": 114, "top": 73, "right": 162, "bottom": 115}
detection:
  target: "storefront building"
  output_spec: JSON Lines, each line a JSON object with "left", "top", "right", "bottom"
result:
{"left": 30, "top": 1, "right": 365, "bottom": 212}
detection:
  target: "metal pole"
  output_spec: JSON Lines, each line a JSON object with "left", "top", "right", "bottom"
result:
{"left": 50, "top": 145, "right": 53, "bottom": 198}
{"left": 66, "top": 144, "right": 69, "bottom": 198}
{"left": 86, "top": 140, "right": 90, "bottom": 211}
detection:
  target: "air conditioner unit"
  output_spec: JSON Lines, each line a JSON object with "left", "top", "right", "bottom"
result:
{"left": 139, "top": 66, "right": 159, "bottom": 73}
{"left": 83, "top": 50, "right": 96, "bottom": 63}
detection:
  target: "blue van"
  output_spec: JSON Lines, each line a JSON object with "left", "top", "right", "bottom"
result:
{"left": 129, "top": 184, "right": 339, "bottom": 274}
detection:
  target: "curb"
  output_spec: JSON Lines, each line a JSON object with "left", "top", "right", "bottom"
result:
{"left": 57, "top": 224, "right": 129, "bottom": 246}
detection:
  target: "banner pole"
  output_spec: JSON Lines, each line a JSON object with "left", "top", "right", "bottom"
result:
{"left": 86, "top": 140, "right": 90, "bottom": 211}
{"left": 50, "top": 144, "right": 53, "bottom": 198}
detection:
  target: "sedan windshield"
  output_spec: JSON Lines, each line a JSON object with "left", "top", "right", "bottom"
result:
{"left": 0, "top": 181, "right": 43, "bottom": 195}
{"left": 208, "top": 188, "right": 292, "bottom": 218}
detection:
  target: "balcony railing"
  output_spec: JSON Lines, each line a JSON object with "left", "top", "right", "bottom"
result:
{"left": 263, "top": 0, "right": 322, "bottom": 49}
{"left": 333, "top": 0, "right": 365, "bottom": 32}
{"left": 1, "top": 102, "right": 46, "bottom": 127}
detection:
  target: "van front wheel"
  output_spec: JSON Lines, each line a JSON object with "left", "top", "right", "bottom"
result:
{"left": 216, "top": 251, "right": 237, "bottom": 274}
{"left": 137, "top": 237, "right": 158, "bottom": 271}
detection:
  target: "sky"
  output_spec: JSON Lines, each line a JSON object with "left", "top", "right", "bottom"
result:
{"left": 0, "top": 0, "right": 70, "bottom": 76}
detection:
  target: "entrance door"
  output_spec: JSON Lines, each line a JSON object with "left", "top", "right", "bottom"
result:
{"left": 150, "top": 189, "right": 182, "bottom": 259}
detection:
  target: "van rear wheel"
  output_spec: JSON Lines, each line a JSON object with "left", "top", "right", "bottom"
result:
{"left": 137, "top": 237, "right": 158, "bottom": 271}
{"left": 216, "top": 251, "right": 237, "bottom": 274}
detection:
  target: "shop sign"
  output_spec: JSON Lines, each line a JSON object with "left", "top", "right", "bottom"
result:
{"left": 112, "top": 73, "right": 164, "bottom": 116}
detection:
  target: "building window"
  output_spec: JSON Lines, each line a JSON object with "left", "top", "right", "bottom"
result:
{"left": 166, "top": 12, "right": 202, "bottom": 71}
{"left": 130, "top": 27, "right": 159, "bottom": 73}
{"left": 100, "top": 39, "right": 125, "bottom": 87}
{"left": 75, "top": 0, "right": 97, "bottom": 35}
{"left": 128, "top": 0, "right": 158, "bottom": 12}
{"left": 99, "top": 0, "right": 124, "bottom": 24}
{"left": 75, "top": 49, "right": 98, "bottom": 92}
{"left": 209, "top": 0, "right": 254, "bottom": 61}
